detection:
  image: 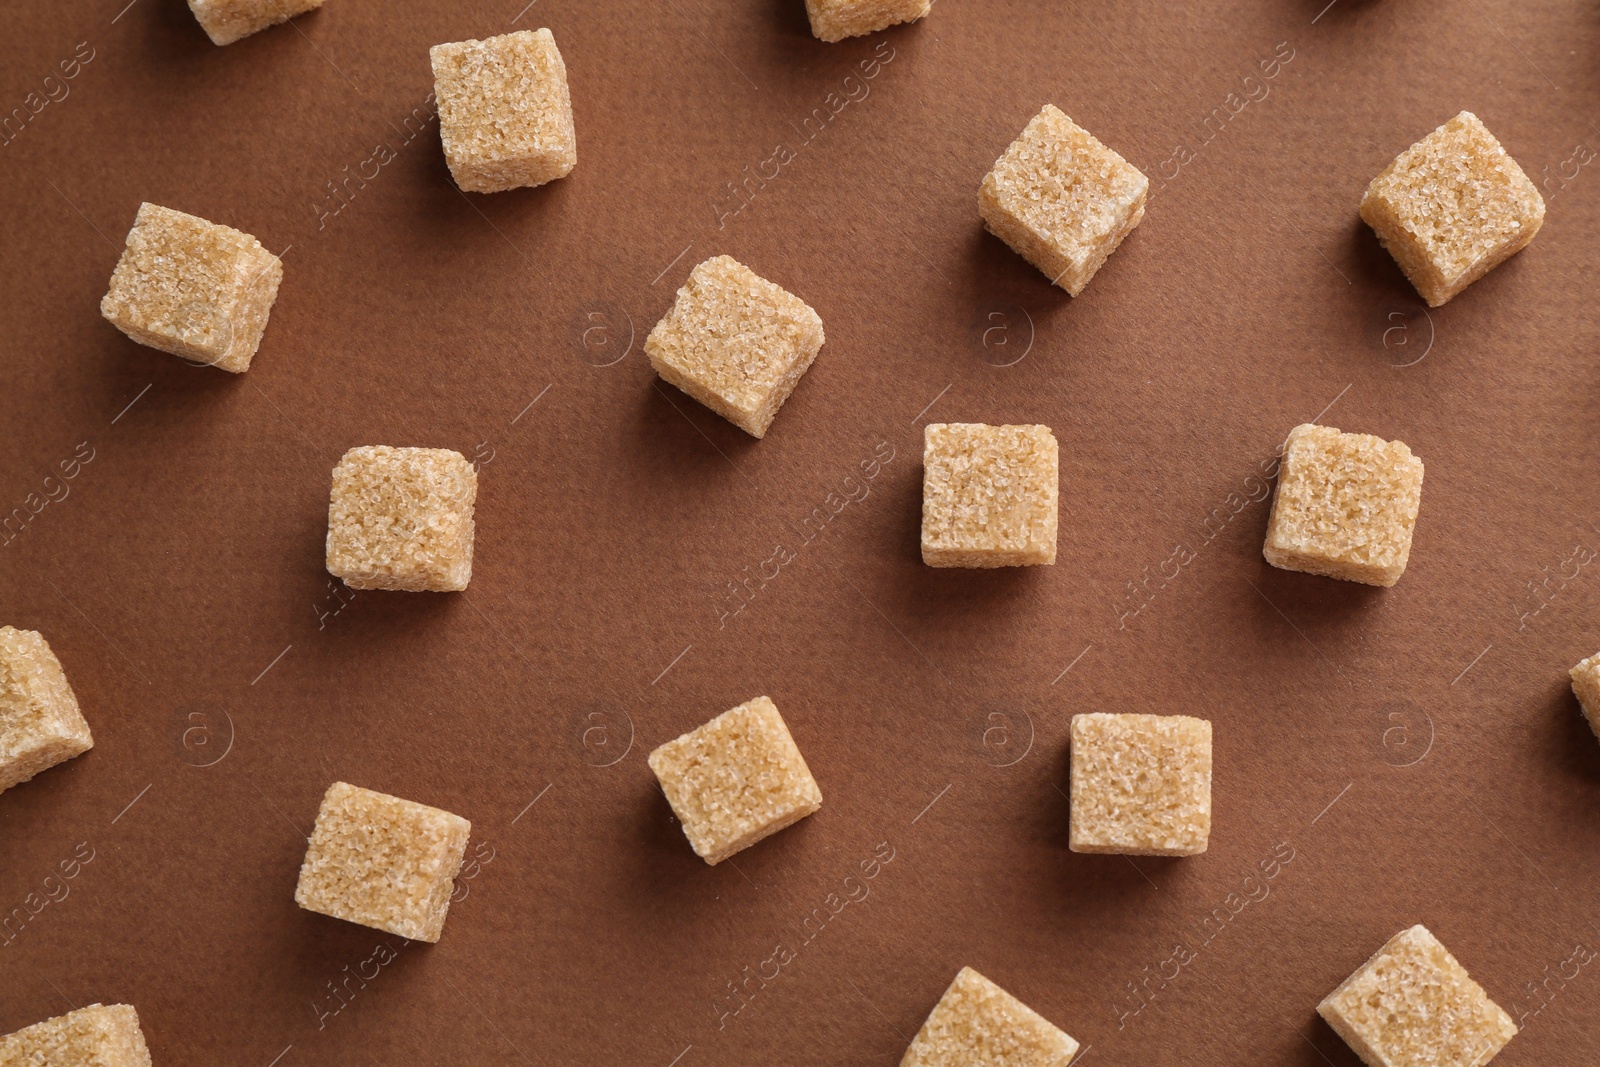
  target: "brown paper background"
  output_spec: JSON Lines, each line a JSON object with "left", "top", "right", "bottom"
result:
{"left": 3, "top": 0, "right": 1600, "bottom": 1063}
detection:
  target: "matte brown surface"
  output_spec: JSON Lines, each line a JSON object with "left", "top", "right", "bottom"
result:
{"left": 2, "top": 1, "right": 1599, "bottom": 1064}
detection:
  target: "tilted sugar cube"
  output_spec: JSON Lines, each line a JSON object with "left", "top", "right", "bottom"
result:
{"left": 1, "top": 626, "right": 93, "bottom": 794}
{"left": 901, "top": 967, "right": 1079, "bottom": 1067}
{"left": 979, "top": 105, "right": 1148, "bottom": 295}
{"left": 1318, "top": 924, "right": 1517, "bottom": 1067}
{"left": 294, "top": 781, "right": 471, "bottom": 942}
{"left": 648, "top": 696, "right": 822, "bottom": 865}
{"left": 101, "top": 203, "right": 283, "bottom": 373}
{"left": 1361, "top": 111, "right": 1544, "bottom": 307}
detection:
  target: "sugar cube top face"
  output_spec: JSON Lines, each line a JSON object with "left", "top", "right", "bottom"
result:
{"left": 325, "top": 446, "right": 477, "bottom": 592}
{"left": 1069, "top": 713, "right": 1211, "bottom": 857}
{"left": 1318, "top": 925, "right": 1517, "bottom": 1067}
{"left": 187, "top": 0, "right": 324, "bottom": 45}
{"left": 901, "top": 967, "right": 1079, "bottom": 1067}
{"left": 647, "top": 696, "right": 823, "bottom": 865}
{"left": 431, "top": 29, "right": 576, "bottom": 194}
{"left": 1361, "top": 111, "right": 1544, "bottom": 307}
{"left": 645, "top": 256, "right": 826, "bottom": 439}
{"left": 295, "top": 782, "right": 471, "bottom": 943}
{"left": 0, "top": 1003, "right": 153, "bottom": 1067}
{"left": 979, "top": 104, "right": 1149, "bottom": 295}
{"left": 805, "top": 0, "right": 930, "bottom": 42}
{"left": 1569, "top": 651, "right": 1600, "bottom": 739}
{"left": 0, "top": 626, "right": 93, "bottom": 795}
{"left": 921, "top": 423, "right": 1059, "bottom": 568}
{"left": 100, "top": 203, "right": 283, "bottom": 373}
{"left": 1263, "top": 424, "right": 1424, "bottom": 588}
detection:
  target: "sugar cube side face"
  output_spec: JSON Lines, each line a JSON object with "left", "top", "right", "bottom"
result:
{"left": 0, "top": 1004, "right": 153, "bottom": 1067}
{"left": 325, "top": 446, "right": 477, "bottom": 592}
{"left": 645, "top": 256, "right": 826, "bottom": 438}
{"left": 0, "top": 627, "right": 93, "bottom": 794}
{"left": 1569, "top": 652, "right": 1600, "bottom": 739}
{"left": 1318, "top": 925, "right": 1518, "bottom": 1067}
{"left": 1263, "top": 424, "right": 1425, "bottom": 588}
{"left": 978, "top": 104, "right": 1149, "bottom": 295}
{"left": 187, "top": 0, "right": 325, "bottom": 45}
{"left": 1360, "top": 111, "right": 1544, "bottom": 307}
{"left": 431, "top": 29, "right": 577, "bottom": 193}
{"left": 647, "top": 696, "right": 823, "bottom": 865}
{"left": 1069, "top": 713, "right": 1211, "bottom": 857}
{"left": 100, "top": 203, "right": 283, "bottom": 373}
{"left": 921, "top": 423, "right": 1059, "bottom": 568}
{"left": 805, "top": 0, "right": 930, "bottom": 42}
{"left": 294, "top": 782, "right": 471, "bottom": 943}
{"left": 901, "top": 967, "right": 1079, "bottom": 1067}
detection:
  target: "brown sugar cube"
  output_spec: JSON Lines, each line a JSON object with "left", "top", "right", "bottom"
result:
{"left": 1069, "top": 713, "right": 1211, "bottom": 857}
{"left": 646, "top": 256, "right": 825, "bottom": 439}
{"left": 921, "top": 423, "right": 1058, "bottom": 568}
{"left": 805, "top": 0, "right": 929, "bottom": 42}
{"left": 0, "top": 1004, "right": 153, "bottom": 1066}
{"left": 100, "top": 203, "right": 283, "bottom": 373}
{"left": 647, "top": 696, "right": 822, "bottom": 865}
{"left": 430, "top": 29, "right": 576, "bottom": 193}
{"left": 1, "top": 626, "right": 93, "bottom": 794}
{"left": 901, "top": 967, "right": 1080, "bottom": 1067}
{"left": 1263, "top": 424, "right": 1424, "bottom": 588}
{"left": 1361, "top": 111, "right": 1544, "bottom": 307}
{"left": 188, "top": 0, "right": 324, "bottom": 45}
{"left": 325, "top": 446, "right": 477, "bottom": 592}
{"left": 295, "top": 781, "right": 471, "bottom": 943}
{"left": 979, "top": 104, "right": 1149, "bottom": 295}
{"left": 1318, "top": 925, "right": 1517, "bottom": 1067}
{"left": 1569, "top": 651, "right": 1600, "bottom": 739}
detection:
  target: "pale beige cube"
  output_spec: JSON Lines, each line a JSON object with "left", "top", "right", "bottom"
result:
{"left": 646, "top": 256, "right": 825, "bottom": 438}
{"left": 325, "top": 446, "right": 477, "bottom": 592}
{"left": 295, "top": 781, "right": 471, "bottom": 943}
{"left": 648, "top": 696, "right": 822, "bottom": 865}
{"left": 188, "top": 0, "right": 323, "bottom": 45}
{"left": 1318, "top": 925, "right": 1517, "bottom": 1067}
{"left": 805, "top": 0, "right": 929, "bottom": 42}
{"left": 921, "top": 423, "right": 1058, "bottom": 568}
{"left": 1361, "top": 111, "right": 1544, "bottom": 307}
{"left": 979, "top": 105, "right": 1148, "bottom": 295}
{"left": 0, "top": 1004, "right": 152, "bottom": 1067}
{"left": 901, "top": 967, "right": 1079, "bottom": 1067}
{"left": 101, "top": 203, "right": 283, "bottom": 373}
{"left": 1569, "top": 651, "right": 1600, "bottom": 739}
{"left": 1069, "top": 713, "right": 1211, "bottom": 857}
{"left": 1264, "top": 424, "right": 1424, "bottom": 588}
{"left": 431, "top": 29, "right": 576, "bottom": 193}
{"left": 1, "top": 626, "right": 93, "bottom": 794}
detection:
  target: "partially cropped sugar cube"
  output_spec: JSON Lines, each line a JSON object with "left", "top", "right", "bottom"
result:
{"left": 646, "top": 256, "right": 825, "bottom": 438}
{"left": 295, "top": 781, "right": 471, "bottom": 942}
{"left": 901, "top": 967, "right": 1079, "bottom": 1067}
{"left": 1069, "top": 713, "right": 1211, "bottom": 856}
{"left": 100, "top": 203, "right": 283, "bottom": 373}
{"left": 431, "top": 29, "right": 576, "bottom": 193}
{"left": 805, "top": 0, "right": 930, "bottom": 42}
{"left": 1569, "top": 651, "right": 1600, "bottom": 739}
{"left": 648, "top": 696, "right": 822, "bottom": 865}
{"left": 1361, "top": 111, "right": 1544, "bottom": 307}
{"left": 325, "top": 446, "right": 477, "bottom": 592}
{"left": 979, "top": 104, "right": 1149, "bottom": 295}
{"left": 188, "top": 0, "right": 323, "bottom": 45}
{"left": 0, "top": 1004, "right": 152, "bottom": 1066}
{"left": 1319, "top": 925, "right": 1517, "bottom": 1067}
{"left": 1, "top": 626, "right": 93, "bottom": 794}
{"left": 921, "top": 423, "right": 1058, "bottom": 568}
{"left": 1263, "top": 424, "right": 1424, "bottom": 588}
